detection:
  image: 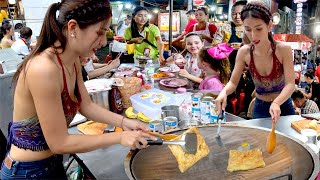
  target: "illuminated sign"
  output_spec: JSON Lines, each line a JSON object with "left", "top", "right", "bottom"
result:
{"left": 295, "top": 2, "right": 305, "bottom": 34}
{"left": 294, "top": 0, "right": 307, "bottom": 3}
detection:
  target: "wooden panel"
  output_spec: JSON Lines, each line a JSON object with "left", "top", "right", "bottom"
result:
{"left": 126, "top": 126, "right": 317, "bottom": 180}
{"left": 291, "top": 119, "right": 320, "bottom": 134}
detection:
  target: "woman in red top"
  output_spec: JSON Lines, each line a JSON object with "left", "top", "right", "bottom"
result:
{"left": 185, "top": 7, "right": 218, "bottom": 47}
{"left": 2, "top": 0, "right": 155, "bottom": 179}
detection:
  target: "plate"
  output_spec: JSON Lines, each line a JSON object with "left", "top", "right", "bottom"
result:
{"left": 159, "top": 66, "right": 180, "bottom": 73}
{"left": 153, "top": 72, "right": 175, "bottom": 80}
{"left": 84, "top": 79, "right": 113, "bottom": 93}
{"left": 159, "top": 78, "right": 188, "bottom": 88}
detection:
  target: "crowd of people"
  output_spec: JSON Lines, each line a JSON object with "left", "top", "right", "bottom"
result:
{"left": 0, "top": 0, "right": 319, "bottom": 179}
{"left": 0, "top": 20, "right": 36, "bottom": 57}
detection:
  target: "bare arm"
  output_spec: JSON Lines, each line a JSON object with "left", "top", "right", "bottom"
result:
{"left": 155, "top": 36, "right": 165, "bottom": 64}
{"left": 272, "top": 44, "right": 295, "bottom": 105}
{"left": 88, "top": 58, "right": 120, "bottom": 78}
{"left": 27, "top": 58, "right": 153, "bottom": 154}
{"left": 269, "top": 43, "right": 295, "bottom": 122}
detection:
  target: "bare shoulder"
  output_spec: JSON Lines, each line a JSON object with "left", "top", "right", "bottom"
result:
{"left": 237, "top": 45, "right": 251, "bottom": 62}
{"left": 275, "top": 41, "right": 292, "bottom": 63}
{"left": 26, "top": 52, "right": 61, "bottom": 85}
{"left": 275, "top": 41, "right": 292, "bottom": 52}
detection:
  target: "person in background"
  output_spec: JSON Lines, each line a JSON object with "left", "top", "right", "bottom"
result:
{"left": 215, "top": 2, "right": 295, "bottom": 123}
{"left": 11, "top": 27, "right": 33, "bottom": 57}
{"left": 213, "top": 0, "right": 247, "bottom": 46}
{"left": 185, "top": 7, "right": 217, "bottom": 47}
{"left": 166, "top": 32, "right": 204, "bottom": 83}
{"left": 315, "top": 61, "right": 320, "bottom": 82}
{"left": 0, "top": 23, "right": 14, "bottom": 48}
{"left": 1, "top": 1, "right": 155, "bottom": 179}
{"left": 303, "top": 69, "right": 316, "bottom": 99}
{"left": 197, "top": 43, "right": 232, "bottom": 91}
{"left": 81, "top": 53, "right": 120, "bottom": 80}
{"left": 172, "top": 9, "right": 197, "bottom": 51}
{"left": 292, "top": 89, "right": 319, "bottom": 115}
{"left": 117, "top": 15, "right": 131, "bottom": 37}
{"left": 124, "top": 6, "right": 165, "bottom": 64}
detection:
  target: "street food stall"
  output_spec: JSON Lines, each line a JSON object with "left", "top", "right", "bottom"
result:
{"left": 66, "top": 62, "right": 320, "bottom": 179}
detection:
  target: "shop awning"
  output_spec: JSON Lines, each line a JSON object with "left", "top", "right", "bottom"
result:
{"left": 273, "top": 34, "right": 314, "bottom": 43}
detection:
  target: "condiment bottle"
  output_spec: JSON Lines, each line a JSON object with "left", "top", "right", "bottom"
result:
{"left": 109, "top": 85, "right": 123, "bottom": 114}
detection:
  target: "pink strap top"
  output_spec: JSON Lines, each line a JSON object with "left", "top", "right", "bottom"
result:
{"left": 248, "top": 44, "right": 285, "bottom": 95}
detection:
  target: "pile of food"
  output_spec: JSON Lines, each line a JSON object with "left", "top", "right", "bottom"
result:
{"left": 153, "top": 72, "right": 170, "bottom": 79}
{"left": 125, "top": 107, "right": 151, "bottom": 123}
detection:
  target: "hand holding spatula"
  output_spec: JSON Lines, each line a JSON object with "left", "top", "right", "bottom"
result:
{"left": 147, "top": 133, "right": 198, "bottom": 154}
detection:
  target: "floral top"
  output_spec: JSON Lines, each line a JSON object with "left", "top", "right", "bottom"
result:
{"left": 184, "top": 52, "right": 202, "bottom": 77}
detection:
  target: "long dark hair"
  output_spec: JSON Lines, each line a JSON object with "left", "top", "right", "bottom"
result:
{"left": 130, "top": 6, "right": 149, "bottom": 38}
{"left": 13, "top": 0, "right": 112, "bottom": 83}
{"left": 240, "top": 1, "right": 276, "bottom": 48}
{"left": 198, "top": 47, "right": 231, "bottom": 85}
{"left": 0, "top": 23, "right": 12, "bottom": 36}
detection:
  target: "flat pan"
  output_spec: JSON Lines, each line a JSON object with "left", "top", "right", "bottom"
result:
{"left": 125, "top": 125, "right": 319, "bottom": 180}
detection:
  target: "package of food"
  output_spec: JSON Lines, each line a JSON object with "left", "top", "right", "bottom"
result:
{"left": 130, "top": 89, "right": 176, "bottom": 119}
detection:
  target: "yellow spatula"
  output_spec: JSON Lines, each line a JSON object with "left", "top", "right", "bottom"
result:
{"left": 266, "top": 121, "right": 276, "bottom": 154}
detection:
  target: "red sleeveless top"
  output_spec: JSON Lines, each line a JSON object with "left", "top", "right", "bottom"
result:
{"left": 248, "top": 44, "right": 285, "bottom": 95}
{"left": 56, "top": 54, "right": 82, "bottom": 125}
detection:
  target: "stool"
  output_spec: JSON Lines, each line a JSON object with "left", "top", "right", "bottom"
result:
{"left": 230, "top": 98, "right": 238, "bottom": 115}
{"left": 239, "top": 92, "right": 245, "bottom": 111}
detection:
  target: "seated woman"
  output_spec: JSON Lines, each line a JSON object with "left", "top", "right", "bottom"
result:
{"left": 0, "top": 23, "right": 14, "bottom": 49}
{"left": 81, "top": 54, "right": 120, "bottom": 81}
{"left": 11, "top": 27, "right": 33, "bottom": 57}
{"left": 166, "top": 33, "right": 204, "bottom": 83}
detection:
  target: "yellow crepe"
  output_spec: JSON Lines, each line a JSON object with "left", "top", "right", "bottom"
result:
{"left": 168, "top": 127, "right": 209, "bottom": 173}
{"left": 227, "top": 149, "right": 266, "bottom": 172}
{"left": 77, "top": 121, "right": 108, "bottom": 135}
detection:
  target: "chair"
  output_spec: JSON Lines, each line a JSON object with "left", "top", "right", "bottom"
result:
{"left": 294, "top": 71, "right": 301, "bottom": 85}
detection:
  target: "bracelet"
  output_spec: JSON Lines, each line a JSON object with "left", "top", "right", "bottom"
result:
{"left": 120, "top": 116, "right": 125, "bottom": 129}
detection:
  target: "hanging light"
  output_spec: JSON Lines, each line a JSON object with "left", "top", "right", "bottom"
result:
{"left": 8, "top": 0, "right": 16, "bottom": 5}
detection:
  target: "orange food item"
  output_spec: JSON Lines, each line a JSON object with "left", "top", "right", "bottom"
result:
{"left": 154, "top": 72, "right": 169, "bottom": 79}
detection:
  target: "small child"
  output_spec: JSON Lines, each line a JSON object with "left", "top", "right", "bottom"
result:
{"left": 197, "top": 43, "right": 232, "bottom": 91}
{"left": 166, "top": 32, "right": 204, "bottom": 83}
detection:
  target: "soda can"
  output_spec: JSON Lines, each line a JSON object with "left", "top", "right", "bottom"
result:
{"left": 164, "top": 116, "right": 178, "bottom": 131}
{"left": 200, "top": 96, "right": 214, "bottom": 124}
{"left": 191, "top": 93, "right": 203, "bottom": 108}
{"left": 191, "top": 93, "right": 203, "bottom": 121}
{"left": 149, "top": 120, "right": 164, "bottom": 133}
{"left": 210, "top": 100, "right": 225, "bottom": 123}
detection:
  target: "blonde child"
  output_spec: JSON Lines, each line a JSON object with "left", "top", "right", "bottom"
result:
{"left": 197, "top": 43, "right": 232, "bottom": 91}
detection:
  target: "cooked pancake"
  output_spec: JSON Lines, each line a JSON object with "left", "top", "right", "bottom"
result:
{"left": 77, "top": 121, "right": 108, "bottom": 135}
{"left": 168, "top": 127, "right": 209, "bottom": 173}
{"left": 227, "top": 149, "right": 266, "bottom": 172}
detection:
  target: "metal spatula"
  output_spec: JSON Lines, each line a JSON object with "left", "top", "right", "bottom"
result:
{"left": 216, "top": 111, "right": 225, "bottom": 148}
{"left": 147, "top": 133, "right": 198, "bottom": 154}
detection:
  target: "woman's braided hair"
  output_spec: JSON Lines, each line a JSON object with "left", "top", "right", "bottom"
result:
{"left": 240, "top": 1, "right": 276, "bottom": 47}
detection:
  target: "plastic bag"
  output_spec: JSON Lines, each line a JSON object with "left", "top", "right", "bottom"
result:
{"left": 126, "top": 43, "right": 135, "bottom": 55}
